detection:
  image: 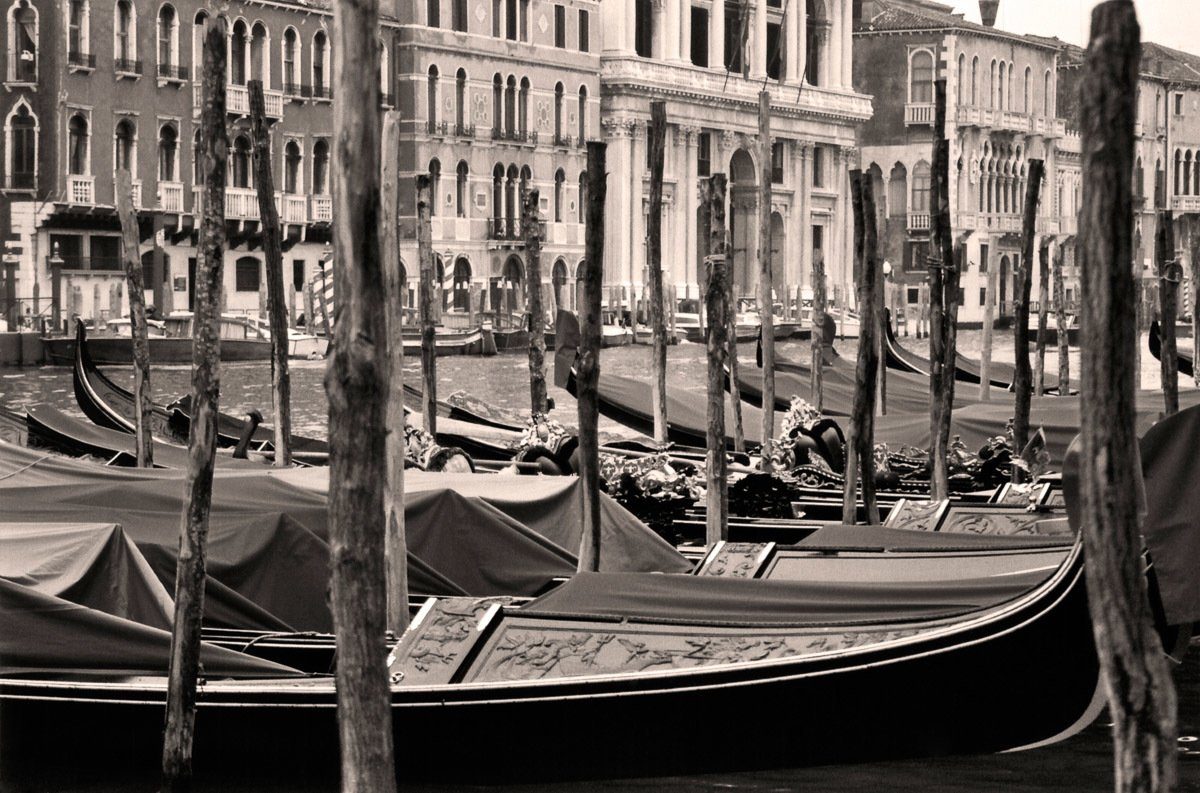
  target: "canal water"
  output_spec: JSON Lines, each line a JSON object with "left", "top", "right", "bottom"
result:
{"left": 0, "top": 331, "right": 1197, "bottom": 791}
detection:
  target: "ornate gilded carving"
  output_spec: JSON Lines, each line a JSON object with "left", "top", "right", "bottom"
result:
{"left": 700, "top": 542, "right": 772, "bottom": 578}
{"left": 940, "top": 509, "right": 1051, "bottom": 536}
{"left": 884, "top": 499, "right": 948, "bottom": 532}
{"left": 390, "top": 596, "right": 512, "bottom": 686}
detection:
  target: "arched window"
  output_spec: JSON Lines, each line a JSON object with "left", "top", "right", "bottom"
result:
{"left": 1185, "top": 152, "right": 1193, "bottom": 196}
{"left": 989, "top": 59, "right": 998, "bottom": 109}
{"left": 249, "top": 22, "right": 268, "bottom": 85}
{"left": 1175, "top": 149, "right": 1184, "bottom": 196}
{"left": 1194, "top": 151, "right": 1200, "bottom": 196}
{"left": 192, "top": 129, "right": 203, "bottom": 184}
{"left": 1008, "top": 62, "right": 1015, "bottom": 111}
{"left": 312, "top": 30, "right": 329, "bottom": 97}
{"left": 518, "top": 77, "right": 530, "bottom": 135}
{"left": 452, "top": 0, "right": 467, "bottom": 31}
{"left": 804, "top": 0, "right": 823, "bottom": 87}
{"left": 997, "top": 61, "right": 1006, "bottom": 110}
{"left": 1135, "top": 156, "right": 1144, "bottom": 198}
{"left": 235, "top": 257, "right": 261, "bottom": 292}
{"left": 5, "top": 101, "right": 37, "bottom": 189}
{"left": 230, "top": 20, "right": 248, "bottom": 84}
{"left": 456, "top": 160, "right": 469, "bottom": 217}
{"left": 956, "top": 54, "right": 965, "bottom": 106}
{"left": 191, "top": 10, "right": 207, "bottom": 80}
{"left": 157, "top": 4, "right": 178, "bottom": 74}
{"left": 909, "top": 50, "right": 933, "bottom": 103}
{"left": 428, "top": 65, "right": 439, "bottom": 133}
{"left": 554, "top": 168, "right": 565, "bottom": 222}
{"left": 68, "top": 0, "right": 89, "bottom": 60}
{"left": 427, "top": 0, "right": 440, "bottom": 27}
{"left": 1023, "top": 66, "right": 1031, "bottom": 113}
{"left": 971, "top": 56, "right": 978, "bottom": 105}
{"left": 158, "top": 124, "right": 178, "bottom": 182}
{"left": 68, "top": 115, "right": 89, "bottom": 175}
{"left": 282, "top": 28, "right": 298, "bottom": 92}
{"left": 492, "top": 74, "right": 503, "bottom": 136}
{"left": 231, "top": 134, "right": 251, "bottom": 188}
{"left": 554, "top": 82, "right": 564, "bottom": 142}
{"left": 505, "top": 75, "right": 516, "bottom": 137}
{"left": 911, "top": 161, "right": 931, "bottom": 213}
{"left": 284, "top": 140, "right": 301, "bottom": 193}
{"left": 114, "top": 0, "right": 135, "bottom": 68}
{"left": 577, "top": 85, "right": 587, "bottom": 143}
{"left": 312, "top": 140, "right": 329, "bottom": 194}
{"left": 114, "top": 119, "right": 136, "bottom": 174}
{"left": 455, "top": 68, "right": 467, "bottom": 131}
{"left": 505, "top": 164, "right": 518, "bottom": 226}
{"left": 519, "top": 164, "right": 531, "bottom": 205}
{"left": 578, "top": 171, "right": 587, "bottom": 222}
{"left": 1044, "top": 70, "right": 1053, "bottom": 116}
{"left": 429, "top": 158, "right": 441, "bottom": 216}
{"left": 492, "top": 164, "right": 504, "bottom": 229}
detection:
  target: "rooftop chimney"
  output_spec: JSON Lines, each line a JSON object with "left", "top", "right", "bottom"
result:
{"left": 979, "top": 0, "right": 999, "bottom": 27}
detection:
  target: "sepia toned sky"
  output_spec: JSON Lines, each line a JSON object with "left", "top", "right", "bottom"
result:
{"left": 941, "top": 0, "right": 1198, "bottom": 53}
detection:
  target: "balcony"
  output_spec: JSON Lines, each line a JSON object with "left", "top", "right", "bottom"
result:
{"left": 1036, "top": 217, "right": 1060, "bottom": 235}
{"left": 67, "top": 175, "right": 95, "bottom": 204}
{"left": 904, "top": 103, "right": 935, "bottom": 127}
{"left": 490, "top": 129, "right": 539, "bottom": 145}
{"left": 455, "top": 123, "right": 476, "bottom": 139}
{"left": 157, "top": 63, "right": 188, "bottom": 83}
{"left": 955, "top": 105, "right": 984, "bottom": 126}
{"left": 553, "top": 133, "right": 574, "bottom": 148}
{"left": 277, "top": 193, "right": 308, "bottom": 224}
{"left": 67, "top": 51, "right": 95, "bottom": 71}
{"left": 907, "top": 212, "right": 931, "bottom": 232}
{"left": 225, "top": 187, "right": 258, "bottom": 220}
{"left": 193, "top": 83, "right": 283, "bottom": 118}
{"left": 311, "top": 195, "right": 332, "bottom": 222}
{"left": 488, "top": 218, "right": 519, "bottom": 240}
{"left": 158, "top": 181, "right": 184, "bottom": 213}
{"left": 114, "top": 58, "right": 142, "bottom": 77}
{"left": 1172, "top": 195, "right": 1200, "bottom": 213}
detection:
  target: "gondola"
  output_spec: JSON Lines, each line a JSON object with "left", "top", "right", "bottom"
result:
{"left": 1149, "top": 320, "right": 1194, "bottom": 377}
{"left": 882, "top": 309, "right": 1018, "bottom": 389}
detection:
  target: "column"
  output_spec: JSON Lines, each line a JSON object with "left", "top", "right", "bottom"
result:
{"left": 829, "top": 0, "right": 843, "bottom": 88}
{"left": 602, "top": 0, "right": 629, "bottom": 52}
{"left": 665, "top": 0, "right": 682, "bottom": 61}
{"left": 786, "top": 0, "right": 802, "bottom": 84}
{"left": 710, "top": 0, "right": 725, "bottom": 71}
{"left": 652, "top": 0, "right": 667, "bottom": 59}
{"left": 751, "top": 0, "right": 767, "bottom": 79}
{"left": 679, "top": 0, "right": 692, "bottom": 65}
{"left": 603, "top": 120, "right": 633, "bottom": 284}
{"left": 841, "top": 149, "right": 853, "bottom": 300}
{"left": 683, "top": 127, "right": 700, "bottom": 289}
{"left": 630, "top": 122, "right": 646, "bottom": 288}
{"left": 668, "top": 126, "right": 685, "bottom": 284}
{"left": 841, "top": 0, "right": 852, "bottom": 89}
{"left": 798, "top": 142, "right": 813, "bottom": 290}
{"left": 626, "top": 0, "right": 638, "bottom": 51}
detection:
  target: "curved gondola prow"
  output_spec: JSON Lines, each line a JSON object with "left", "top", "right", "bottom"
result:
{"left": 72, "top": 323, "right": 136, "bottom": 434}
{"left": 881, "top": 308, "right": 929, "bottom": 377}
{"left": 1148, "top": 320, "right": 1194, "bottom": 378}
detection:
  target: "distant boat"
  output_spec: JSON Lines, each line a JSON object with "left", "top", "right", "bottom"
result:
{"left": 43, "top": 314, "right": 273, "bottom": 365}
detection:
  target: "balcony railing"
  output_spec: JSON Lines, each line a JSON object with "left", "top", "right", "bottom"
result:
{"left": 225, "top": 187, "right": 258, "bottom": 220}
{"left": 114, "top": 58, "right": 142, "bottom": 76}
{"left": 67, "top": 51, "right": 96, "bottom": 69}
{"left": 907, "top": 212, "right": 931, "bottom": 231}
{"left": 61, "top": 256, "right": 122, "bottom": 272}
{"left": 455, "top": 123, "right": 475, "bottom": 138}
{"left": 1172, "top": 195, "right": 1200, "bottom": 213}
{"left": 157, "top": 63, "right": 188, "bottom": 81}
{"left": 311, "top": 195, "right": 332, "bottom": 222}
{"left": 158, "top": 181, "right": 184, "bottom": 212}
{"left": 277, "top": 193, "right": 308, "bottom": 224}
{"left": 67, "top": 175, "right": 95, "bottom": 204}
{"left": 491, "top": 128, "right": 539, "bottom": 145}
{"left": 904, "top": 103, "right": 935, "bottom": 127}
{"left": 488, "top": 218, "right": 519, "bottom": 240}
{"left": 193, "top": 83, "right": 283, "bottom": 118}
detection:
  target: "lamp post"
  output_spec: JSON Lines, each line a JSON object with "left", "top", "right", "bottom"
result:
{"left": 48, "top": 243, "right": 64, "bottom": 333}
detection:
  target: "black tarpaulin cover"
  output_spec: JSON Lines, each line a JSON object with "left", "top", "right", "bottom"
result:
{"left": 523, "top": 568, "right": 1053, "bottom": 626}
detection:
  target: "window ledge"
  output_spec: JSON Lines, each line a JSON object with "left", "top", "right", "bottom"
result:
{"left": 1, "top": 187, "right": 36, "bottom": 196}
{"left": 115, "top": 71, "right": 141, "bottom": 81}
{"left": 157, "top": 77, "right": 186, "bottom": 88}
{"left": 3, "top": 81, "right": 37, "bottom": 92}
{"left": 68, "top": 64, "right": 95, "bottom": 75}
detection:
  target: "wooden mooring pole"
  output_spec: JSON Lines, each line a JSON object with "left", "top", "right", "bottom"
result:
{"left": 325, "top": 0, "right": 397, "bottom": 787}
{"left": 114, "top": 169, "right": 153, "bottom": 468}
{"left": 980, "top": 257, "right": 997, "bottom": 400}
{"left": 932, "top": 77, "right": 961, "bottom": 495}
{"left": 577, "top": 142, "right": 607, "bottom": 572}
{"left": 381, "top": 110, "right": 408, "bottom": 634}
{"left": 1078, "top": 4, "right": 1178, "bottom": 790}
{"left": 416, "top": 174, "right": 437, "bottom": 434}
{"left": 727, "top": 267, "right": 745, "bottom": 454}
{"left": 1013, "top": 158, "right": 1045, "bottom": 470}
{"left": 1157, "top": 209, "right": 1179, "bottom": 415}
{"left": 810, "top": 253, "right": 826, "bottom": 410}
{"left": 705, "top": 174, "right": 730, "bottom": 545}
{"left": 647, "top": 100, "right": 669, "bottom": 444}
{"left": 757, "top": 91, "right": 775, "bottom": 466}
{"left": 523, "top": 188, "right": 548, "bottom": 414}
{"left": 161, "top": 18, "right": 225, "bottom": 787}
{"left": 1035, "top": 241, "right": 1050, "bottom": 396}
{"left": 1054, "top": 244, "right": 1070, "bottom": 394}
{"left": 249, "top": 80, "right": 293, "bottom": 467}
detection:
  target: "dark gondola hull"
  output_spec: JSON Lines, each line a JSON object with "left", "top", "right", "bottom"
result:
{"left": 1, "top": 547, "right": 1100, "bottom": 785}
{"left": 45, "top": 336, "right": 272, "bottom": 365}
{"left": 1149, "top": 320, "right": 1194, "bottom": 378}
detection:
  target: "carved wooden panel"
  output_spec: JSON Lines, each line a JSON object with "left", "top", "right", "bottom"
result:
{"left": 696, "top": 542, "right": 774, "bottom": 578}
{"left": 992, "top": 482, "right": 1053, "bottom": 507}
{"left": 882, "top": 499, "right": 949, "bottom": 532}
{"left": 463, "top": 618, "right": 927, "bottom": 683}
{"left": 940, "top": 506, "right": 1061, "bottom": 537}
{"left": 389, "top": 596, "right": 512, "bottom": 686}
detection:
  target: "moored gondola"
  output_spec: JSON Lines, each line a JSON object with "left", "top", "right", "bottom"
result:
{"left": 1149, "top": 319, "right": 1194, "bottom": 378}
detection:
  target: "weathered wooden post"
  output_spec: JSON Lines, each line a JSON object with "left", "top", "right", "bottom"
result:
{"left": 324, "top": 0, "right": 398, "bottom": 788}
{"left": 842, "top": 171, "right": 880, "bottom": 525}
{"left": 522, "top": 188, "right": 548, "bottom": 414}
{"left": 303, "top": 278, "right": 315, "bottom": 331}
{"left": 1078, "top": 5, "right": 1179, "bottom": 790}
{"left": 927, "top": 80, "right": 952, "bottom": 500}
{"left": 980, "top": 255, "right": 997, "bottom": 400}
{"left": 381, "top": 110, "right": 408, "bottom": 634}
{"left": 1034, "top": 241, "right": 1051, "bottom": 396}
{"left": 1157, "top": 209, "right": 1179, "bottom": 415}
{"left": 1054, "top": 243, "right": 1070, "bottom": 393}
{"left": 931, "top": 77, "right": 961, "bottom": 496}
{"left": 161, "top": 19, "right": 225, "bottom": 787}
{"left": 706, "top": 174, "right": 730, "bottom": 545}
{"left": 757, "top": 91, "right": 776, "bottom": 465}
{"left": 727, "top": 265, "right": 745, "bottom": 454}
{"left": 577, "top": 142, "right": 606, "bottom": 572}
{"left": 810, "top": 253, "right": 826, "bottom": 409}
{"left": 416, "top": 174, "right": 437, "bottom": 434}
{"left": 647, "top": 100, "right": 669, "bottom": 444}
{"left": 249, "top": 80, "right": 293, "bottom": 467}
{"left": 1013, "top": 158, "right": 1045, "bottom": 471}
{"left": 114, "top": 169, "right": 153, "bottom": 468}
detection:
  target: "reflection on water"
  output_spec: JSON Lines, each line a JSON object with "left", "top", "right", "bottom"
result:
{"left": 1, "top": 333, "right": 1198, "bottom": 791}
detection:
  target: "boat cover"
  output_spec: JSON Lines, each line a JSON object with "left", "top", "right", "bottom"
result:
{"left": 523, "top": 567, "right": 1053, "bottom": 626}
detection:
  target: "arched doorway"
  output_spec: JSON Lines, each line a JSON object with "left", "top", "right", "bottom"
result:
{"left": 729, "top": 148, "right": 757, "bottom": 298}
{"left": 492, "top": 254, "right": 524, "bottom": 323}
{"left": 575, "top": 259, "right": 587, "bottom": 312}
{"left": 451, "top": 256, "right": 471, "bottom": 312}
{"left": 552, "top": 258, "right": 568, "bottom": 312}
{"left": 999, "top": 254, "right": 1010, "bottom": 316}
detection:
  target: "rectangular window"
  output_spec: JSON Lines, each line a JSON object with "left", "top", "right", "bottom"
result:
{"left": 293, "top": 260, "right": 306, "bottom": 291}
{"left": 812, "top": 146, "right": 825, "bottom": 188}
{"left": 907, "top": 287, "right": 919, "bottom": 304}
{"left": 979, "top": 243, "right": 989, "bottom": 272}
{"left": 235, "top": 259, "right": 261, "bottom": 292}
{"left": 812, "top": 225, "right": 823, "bottom": 256}
{"left": 453, "top": 0, "right": 467, "bottom": 31}
{"left": 635, "top": 0, "right": 653, "bottom": 57}
{"left": 770, "top": 140, "right": 784, "bottom": 184}
{"left": 90, "top": 236, "right": 119, "bottom": 268}
{"left": 578, "top": 10, "right": 589, "bottom": 51}
{"left": 697, "top": 132, "right": 711, "bottom": 177}
{"left": 765, "top": 22, "right": 781, "bottom": 81}
{"left": 51, "top": 234, "right": 84, "bottom": 269}
{"left": 979, "top": 287, "right": 986, "bottom": 306}
{"left": 724, "top": 6, "right": 743, "bottom": 73}
{"left": 690, "top": 7, "right": 708, "bottom": 67}
{"left": 554, "top": 5, "right": 565, "bottom": 48}
{"left": 911, "top": 171, "right": 931, "bottom": 212}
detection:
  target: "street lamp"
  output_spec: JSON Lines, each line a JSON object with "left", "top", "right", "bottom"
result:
{"left": 48, "top": 242, "right": 64, "bottom": 333}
